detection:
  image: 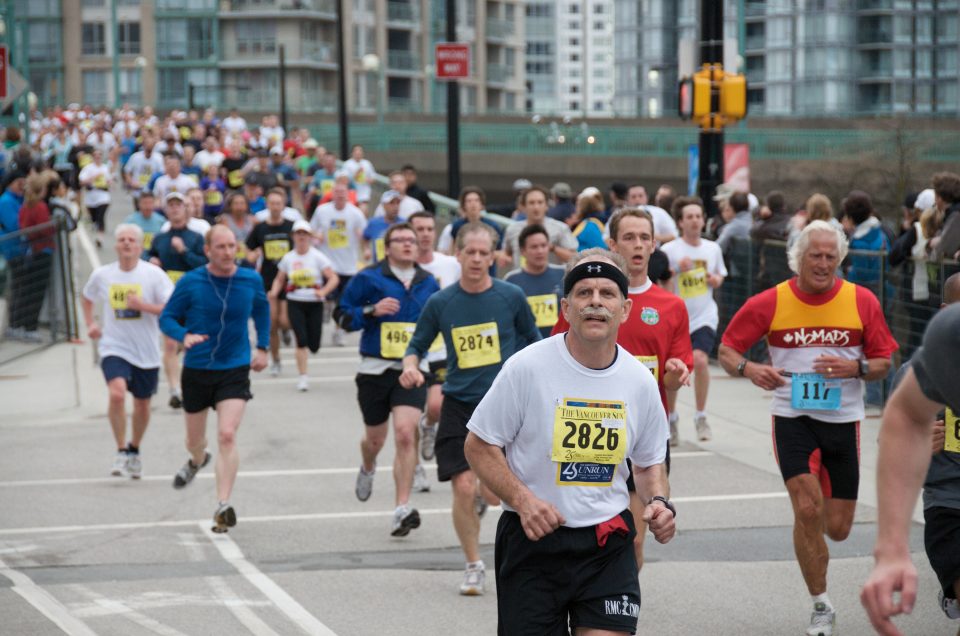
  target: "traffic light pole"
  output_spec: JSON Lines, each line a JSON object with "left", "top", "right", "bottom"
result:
{"left": 446, "top": 0, "right": 461, "bottom": 199}
{"left": 698, "top": 0, "right": 725, "bottom": 218}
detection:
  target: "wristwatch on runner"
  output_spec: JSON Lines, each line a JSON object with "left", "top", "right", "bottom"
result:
{"left": 736, "top": 359, "right": 748, "bottom": 377}
{"left": 857, "top": 359, "right": 869, "bottom": 377}
{"left": 649, "top": 496, "right": 676, "bottom": 518}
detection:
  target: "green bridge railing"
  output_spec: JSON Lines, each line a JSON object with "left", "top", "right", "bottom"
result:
{"left": 309, "top": 122, "right": 960, "bottom": 162}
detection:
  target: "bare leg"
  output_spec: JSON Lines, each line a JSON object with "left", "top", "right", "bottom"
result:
{"left": 214, "top": 399, "right": 247, "bottom": 503}
{"left": 163, "top": 337, "right": 180, "bottom": 394}
{"left": 106, "top": 377, "right": 128, "bottom": 449}
{"left": 426, "top": 385, "right": 443, "bottom": 427}
{"left": 360, "top": 422, "right": 388, "bottom": 473}
{"left": 184, "top": 408, "right": 209, "bottom": 465}
{"left": 666, "top": 388, "right": 678, "bottom": 420}
{"left": 130, "top": 397, "right": 151, "bottom": 447}
{"left": 451, "top": 470, "right": 481, "bottom": 563}
{"left": 391, "top": 405, "right": 420, "bottom": 507}
{"left": 693, "top": 349, "right": 710, "bottom": 412}
{"left": 576, "top": 629, "right": 630, "bottom": 636}
{"left": 786, "top": 474, "right": 829, "bottom": 595}
{"left": 269, "top": 297, "right": 281, "bottom": 364}
{"left": 295, "top": 347, "right": 308, "bottom": 375}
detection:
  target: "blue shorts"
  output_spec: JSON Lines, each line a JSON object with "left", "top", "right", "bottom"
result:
{"left": 101, "top": 356, "right": 159, "bottom": 399}
{"left": 690, "top": 326, "right": 717, "bottom": 354}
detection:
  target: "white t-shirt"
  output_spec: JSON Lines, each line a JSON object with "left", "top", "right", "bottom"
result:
{"left": 78, "top": 163, "right": 113, "bottom": 207}
{"left": 82, "top": 260, "right": 174, "bottom": 369}
{"left": 310, "top": 201, "right": 368, "bottom": 275}
{"left": 124, "top": 151, "right": 164, "bottom": 190}
{"left": 341, "top": 158, "right": 376, "bottom": 202}
{"left": 193, "top": 149, "right": 225, "bottom": 171}
{"left": 160, "top": 217, "right": 211, "bottom": 237}
{"left": 152, "top": 174, "right": 198, "bottom": 201}
{"left": 419, "top": 252, "right": 462, "bottom": 363}
{"left": 255, "top": 207, "right": 303, "bottom": 223}
{"left": 373, "top": 196, "right": 424, "bottom": 218}
{"left": 661, "top": 237, "right": 727, "bottom": 332}
{"left": 277, "top": 247, "right": 334, "bottom": 303}
{"left": 153, "top": 140, "right": 184, "bottom": 156}
{"left": 222, "top": 116, "right": 248, "bottom": 135}
{"left": 467, "top": 335, "right": 668, "bottom": 528}
{"left": 437, "top": 223, "right": 455, "bottom": 254}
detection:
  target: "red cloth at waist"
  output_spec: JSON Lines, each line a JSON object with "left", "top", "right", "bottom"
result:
{"left": 595, "top": 514, "right": 629, "bottom": 547}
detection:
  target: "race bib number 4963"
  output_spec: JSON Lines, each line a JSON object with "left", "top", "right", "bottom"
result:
{"left": 945, "top": 407, "right": 960, "bottom": 454}
{"left": 451, "top": 322, "right": 501, "bottom": 369}
{"left": 380, "top": 322, "right": 415, "bottom": 359}
{"left": 551, "top": 399, "right": 627, "bottom": 466}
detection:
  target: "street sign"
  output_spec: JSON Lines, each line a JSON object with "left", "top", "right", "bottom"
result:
{"left": 1, "top": 66, "right": 27, "bottom": 113}
{"left": 435, "top": 43, "right": 469, "bottom": 80}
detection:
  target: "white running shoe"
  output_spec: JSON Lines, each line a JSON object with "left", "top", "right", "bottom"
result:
{"left": 390, "top": 506, "right": 421, "bottom": 537}
{"left": 269, "top": 361, "right": 282, "bottom": 377}
{"left": 806, "top": 602, "right": 835, "bottom": 636}
{"left": 459, "top": 563, "right": 485, "bottom": 596}
{"left": 332, "top": 328, "right": 346, "bottom": 347}
{"left": 355, "top": 465, "right": 375, "bottom": 501}
{"left": 669, "top": 416, "right": 679, "bottom": 447}
{"left": 296, "top": 375, "right": 309, "bottom": 392}
{"left": 419, "top": 414, "right": 437, "bottom": 461}
{"left": 126, "top": 453, "right": 142, "bottom": 479}
{"left": 413, "top": 464, "right": 431, "bottom": 492}
{"left": 110, "top": 451, "right": 128, "bottom": 476}
{"left": 695, "top": 415, "right": 712, "bottom": 442}
{"left": 939, "top": 590, "right": 960, "bottom": 619}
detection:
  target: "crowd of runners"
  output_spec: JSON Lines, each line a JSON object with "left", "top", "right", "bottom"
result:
{"left": 1, "top": 104, "right": 958, "bottom": 636}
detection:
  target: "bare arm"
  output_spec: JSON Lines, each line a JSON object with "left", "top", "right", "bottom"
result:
{"left": 464, "top": 432, "right": 565, "bottom": 541}
{"left": 632, "top": 462, "right": 676, "bottom": 544}
{"left": 81, "top": 296, "right": 101, "bottom": 340}
{"left": 718, "top": 343, "right": 786, "bottom": 391}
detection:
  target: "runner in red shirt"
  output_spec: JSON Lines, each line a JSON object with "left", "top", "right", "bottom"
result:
{"left": 553, "top": 207, "right": 692, "bottom": 569}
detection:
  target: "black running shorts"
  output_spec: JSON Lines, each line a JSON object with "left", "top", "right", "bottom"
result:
{"left": 772, "top": 415, "right": 860, "bottom": 500}
{"left": 181, "top": 365, "right": 253, "bottom": 414}
{"left": 287, "top": 300, "right": 324, "bottom": 353}
{"left": 435, "top": 395, "right": 478, "bottom": 482}
{"left": 355, "top": 369, "right": 426, "bottom": 426}
{"left": 495, "top": 510, "right": 641, "bottom": 635}
{"left": 924, "top": 506, "right": 960, "bottom": 599}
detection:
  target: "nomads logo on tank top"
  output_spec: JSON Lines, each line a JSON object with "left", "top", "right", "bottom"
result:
{"left": 767, "top": 281, "right": 863, "bottom": 349}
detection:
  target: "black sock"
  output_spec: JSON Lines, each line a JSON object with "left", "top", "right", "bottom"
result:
{"left": 126, "top": 443, "right": 139, "bottom": 455}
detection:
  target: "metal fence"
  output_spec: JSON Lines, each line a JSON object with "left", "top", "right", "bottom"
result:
{"left": 0, "top": 218, "right": 79, "bottom": 365}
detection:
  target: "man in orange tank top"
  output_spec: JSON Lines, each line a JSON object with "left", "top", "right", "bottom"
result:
{"left": 718, "top": 220, "right": 898, "bottom": 636}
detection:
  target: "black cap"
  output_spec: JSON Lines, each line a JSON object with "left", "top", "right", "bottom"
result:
{"left": 610, "top": 182, "right": 628, "bottom": 199}
{"left": 903, "top": 192, "right": 918, "bottom": 210}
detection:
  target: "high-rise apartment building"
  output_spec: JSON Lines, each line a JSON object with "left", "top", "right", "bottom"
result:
{"left": 524, "top": 0, "right": 615, "bottom": 118}
{"left": 613, "top": 0, "right": 960, "bottom": 118}
{"left": 10, "top": 0, "right": 525, "bottom": 115}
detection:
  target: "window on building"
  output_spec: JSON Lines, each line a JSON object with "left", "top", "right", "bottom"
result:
{"left": 82, "top": 0, "right": 105, "bottom": 6}
{"left": 939, "top": 81, "right": 958, "bottom": 111}
{"left": 235, "top": 21, "right": 277, "bottom": 55}
{"left": 570, "top": 85, "right": 580, "bottom": 93}
{"left": 83, "top": 70, "right": 108, "bottom": 104}
{"left": 29, "top": 69, "right": 62, "bottom": 107}
{"left": 593, "top": 21, "right": 606, "bottom": 31}
{"left": 119, "top": 69, "right": 143, "bottom": 105}
{"left": 568, "top": 21, "right": 580, "bottom": 30}
{"left": 28, "top": 22, "right": 60, "bottom": 63}
{"left": 117, "top": 22, "right": 141, "bottom": 55}
{"left": 159, "top": 67, "right": 218, "bottom": 105}
{"left": 569, "top": 100, "right": 580, "bottom": 110}
{"left": 569, "top": 37, "right": 580, "bottom": 46}
{"left": 570, "top": 53, "right": 580, "bottom": 62}
{"left": 594, "top": 3, "right": 606, "bottom": 13}
{"left": 157, "top": 18, "right": 215, "bottom": 60}
{"left": 525, "top": 4, "right": 553, "bottom": 17}
{"left": 155, "top": 0, "right": 216, "bottom": 8}
{"left": 569, "top": 3, "right": 580, "bottom": 13}
{"left": 937, "top": 15, "right": 958, "bottom": 39}
{"left": 937, "top": 47, "right": 958, "bottom": 74}
{"left": 81, "top": 22, "right": 106, "bottom": 56}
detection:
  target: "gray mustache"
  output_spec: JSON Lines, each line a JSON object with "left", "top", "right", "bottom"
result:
{"left": 579, "top": 307, "right": 615, "bottom": 320}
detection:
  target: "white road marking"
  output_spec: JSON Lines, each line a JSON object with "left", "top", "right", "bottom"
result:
{"left": 70, "top": 584, "right": 191, "bottom": 636}
{"left": 0, "top": 492, "right": 789, "bottom": 536}
{"left": 0, "top": 556, "right": 98, "bottom": 636}
{"left": 202, "top": 522, "right": 337, "bottom": 636}
{"left": 253, "top": 375, "right": 355, "bottom": 385}
{"left": 0, "top": 464, "right": 430, "bottom": 488}
{"left": 75, "top": 224, "right": 101, "bottom": 271}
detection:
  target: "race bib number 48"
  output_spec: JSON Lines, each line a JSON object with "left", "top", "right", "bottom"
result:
{"left": 551, "top": 399, "right": 627, "bottom": 467}
{"left": 380, "top": 322, "right": 415, "bottom": 359}
{"left": 109, "top": 283, "right": 143, "bottom": 320}
{"left": 452, "top": 322, "right": 501, "bottom": 369}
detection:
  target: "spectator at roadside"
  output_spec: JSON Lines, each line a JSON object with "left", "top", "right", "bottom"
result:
{"left": 546, "top": 182, "right": 575, "bottom": 223}
{"left": 929, "top": 171, "right": 960, "bottom": 261}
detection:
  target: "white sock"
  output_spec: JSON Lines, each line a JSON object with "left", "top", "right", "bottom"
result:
{"left": 668, "top": 411, "right": 679, "bottom": 424}
{"left": 171, "top": 387, "right": 181, "bottom": 397}
{"left": 466, "top": 560, "right": 484, "bottom": 570}
{"left": 812, "top": 593, "right": 833, "bottom": 610}
{"left": 299, "top": 374, "right": 308, "bottom": 381}
{"left": 695, "top": 410, "right": 707, "bottom": 420}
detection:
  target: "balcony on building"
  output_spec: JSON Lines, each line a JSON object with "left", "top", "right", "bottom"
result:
{"left": 219, "top": 0, "right": 336, "bottom": 17}
{"left": 387, "top": 0, "right": 419, "bottom": 25}
{"left": 486, "top": 18, "right": 515, "bottom": 42}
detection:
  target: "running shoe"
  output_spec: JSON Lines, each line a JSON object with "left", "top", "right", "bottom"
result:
{"left": 419, "top": 415, "right": 437, "bottom": 461}
{"left": 939, "top": 590, "right": 960, "bottom": 619}
{"left": 296, "top": 375, "right": 309, "bottom": 392}
{"left": 806, "top": 602, "right": 835, "bottom": 636}
{"left": 475, "top": 492, "right": 488, "bottom": 518}
{"left": 669, "top": 416, "right": 679, "bottom": 447}
{"left": 212, "top": 502, "right": 237, "bottom": 533}
{"left": 355, "top": 465, "right": 375, "bottom": 501}
{"left": 459, "top": 563, "right": 485, "bottom": 596}
{"left": 332, "top": 328, "right": 346, "bottom": 347}
{"left": 413, "top": 464, "right": 431, "bottom": 492}
{"left": 126, "top": 453, "right": 143, "bottom": 479}
{"left": 169, "top": 393, "right": 182, "bottom": 409}
{"left": 111, "top": 450, "right": 128, "bottom": 477}
{"left": 695, "top": 415, "right": 713, "bottom": 442}
{"left": 390, "top": 506, "right": 421, "bottom": 537}
{"left": 172, "top": 451, "right": 211, "bottom": 489}
{"left": 269, "top": 361, "right": 282, "bottom": 377}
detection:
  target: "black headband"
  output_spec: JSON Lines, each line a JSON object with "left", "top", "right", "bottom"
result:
{"left": 563, "top": 261, "right": 629, "bottom": 298}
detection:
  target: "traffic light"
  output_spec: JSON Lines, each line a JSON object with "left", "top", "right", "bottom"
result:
{"left": 678, "top": 65, "right": 747, "bottom": 128}
{"left": 720, "top": 72, "right": 747, "bottom": 121}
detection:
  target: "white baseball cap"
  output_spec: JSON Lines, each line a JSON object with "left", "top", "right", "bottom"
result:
{"left": 915, "top": 188, "right": 936, "bottom": 211}
{"left": 292, "top": 219, "right": 312, "bottom": 233}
